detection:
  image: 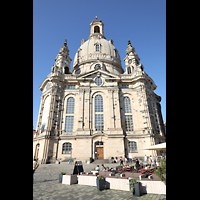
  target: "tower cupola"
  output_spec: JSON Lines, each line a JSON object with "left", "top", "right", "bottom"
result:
{"left": 124, "top": 40, "right": 143, "bottom": 74}
{"left": 89, "top": 16, "right": 106, "bottom": 39}
{"left": 51, "top": 39, "right": 72, "bottom": 74}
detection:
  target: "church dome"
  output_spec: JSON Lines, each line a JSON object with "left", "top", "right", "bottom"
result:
{"left": 72, "top": 17, "right": 123, "bottom": 75}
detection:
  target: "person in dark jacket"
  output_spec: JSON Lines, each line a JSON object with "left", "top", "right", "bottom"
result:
{"left": 135, "top": 158, "right": 140, "bottom": 172}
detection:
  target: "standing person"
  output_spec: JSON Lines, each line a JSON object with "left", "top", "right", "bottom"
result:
{"left": 33, "top": 159, "right": 39, "bottom": 180}
{"left": 128, "top": 153, "right": 132, "bottom": 164}
{"left": 152, "top": 156, "right": 156, "bottom": 164}
{"left": 100, "top": 164, "right": 106, "bottom": 171}
{"left": 124, "top": 157, "right": 127, "bottom": 165}
{"left": 120, "top": 157, "right": 123, "bottom": 165}
{"left": 155, "top": 156, "right": 159, "bottom": 166}
{"left": 115, "top": 156, "right": 118, "bottom": 163}
{"left": 135, "top": 158, "right": 140, "bottom": 172}
{"left": 149, "top": 155, "right": 152, "bottom": 163}
{"left": 144, "top": 155, "right": 147, "bottom": 163}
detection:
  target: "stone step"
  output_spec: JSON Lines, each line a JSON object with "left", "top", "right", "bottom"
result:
{"left": 93, "top": 159, "right": 110, "bottom": 164}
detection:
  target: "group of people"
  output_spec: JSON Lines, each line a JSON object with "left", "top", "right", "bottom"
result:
{"left": 95, "top": 164, "right": 107, "bottom": 171}
{"left": 144, "top": 155, "right": 161, "bottom": 166}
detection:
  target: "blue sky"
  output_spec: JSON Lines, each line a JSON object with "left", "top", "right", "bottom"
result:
{"left": 33, "top": 0, "right": 166, "bottom": 129}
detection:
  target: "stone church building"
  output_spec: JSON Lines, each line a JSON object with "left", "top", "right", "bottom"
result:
{"left": 33, "top": 17, "right": 165, "bottom": 164}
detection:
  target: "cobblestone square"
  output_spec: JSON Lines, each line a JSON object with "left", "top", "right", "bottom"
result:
{"left": 33, "top": 163, "right": 166, "bottom": 200}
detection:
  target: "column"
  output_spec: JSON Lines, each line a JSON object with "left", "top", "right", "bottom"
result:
{"left": 108, "top": 89, "right": 115, "bottom": 129}
{"left": 77, "top": 88, "right": 84, "bottom": 131}
{"left": 113, "top": 88, "right": 123, "bottom": 130}
{"left": 83, "top": 88, "right": 90, "bottom": 133}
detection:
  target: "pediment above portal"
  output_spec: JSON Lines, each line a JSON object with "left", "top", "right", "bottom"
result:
{"left": 76, "top": 69, "right": 120, "bottom": 81}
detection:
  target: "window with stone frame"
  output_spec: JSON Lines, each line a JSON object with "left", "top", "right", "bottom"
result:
{"left": 62, "top": 142, "right": 72, "bottom": 154}
{"left": 65, "top": 97, "right": 75, "bottom": 132}
{"left": 95, "top": 95, "right": 104, "bottom": 131}
{"left": 123, "top": 96, "right": 134, "bottom": 131}
{"left": 128, "top": 141, "right": 137, "bottom": 153}
{"left": 96, "top": 44, "right": 100, "bottom": 52}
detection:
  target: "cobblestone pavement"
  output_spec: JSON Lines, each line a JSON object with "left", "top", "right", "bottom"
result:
{"left": 33, "top": 163, "right": 166, "bottom": 200}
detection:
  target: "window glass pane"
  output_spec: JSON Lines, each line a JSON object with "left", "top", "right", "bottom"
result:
{"left": 68, "top": 85, "right": 75, "bottom": 89}
{"left": 62, "top": 142, "right": 72, "bottom": 154}
{"left": 123, "top": 97, "right": 132, "bottom": 113}
{"left": 66, "top": 97, "right": 75, "bottom": 114}
{"left": 65, "top": 116, "right": 74, "bottom": 132}
{"left": 121, "top": 85, "right": 129, "bottom": 88}
{"left": 96, "top": 45, "right": 99, "bottom": 52}
{"left": 95, "top": 95, "right": 103, "bottom": 112}
{"left": 128, "top": 141, "right": 137, "bottom": 153}
{"left": 125, "top": 115, "right": 134, "bottom": 131}
{"left": 94, "top": 77, "right": 102, "bottom": 86}
{"left": 95, "top": 114, "right": 104, "bottom": 131}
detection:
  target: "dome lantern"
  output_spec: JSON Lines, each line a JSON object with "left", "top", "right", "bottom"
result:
{"left": 89, "top": 16, "right": 106, "bottom": 39}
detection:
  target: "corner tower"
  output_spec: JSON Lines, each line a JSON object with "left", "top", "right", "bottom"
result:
{"left": 124, "top": 40, "right": 143, "bottom": 74}
{"left": 52, "top": 39, "right": 72, "bottom": 74}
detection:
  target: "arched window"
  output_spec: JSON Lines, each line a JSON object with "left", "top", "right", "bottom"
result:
{"left": 123, "top": 97, "right": 134, "bottom": 131}
{"left": 96, "top": 44, "right": 100, "bottom": 52}
{"left": 95, "top": 95, "right": 104, "bottom": 131}
{"left": 94, "top": 26, "right": 100, "bottom": 33}
{"left": 66, "top": 97, "right": 75, "bottom": 114}
{"left": 127, "top": 67, "right": 131, "bottom": 74}
{"left": 64, "top": 67, "right": 69, "bottom": 74}
{"left": 128, "top": 141, "right": 137, "bottom": 153}
{"left": 65, "top": 97, "right": 75, "bottom": 132}
{"left": 123, "top": 97, "right": 132, "bottom": 113}
{"left": 62, "top": 142, "right": 72, "bottom": 154}
{"left": 95, "top": 95, "right": 103, "bottom": 112}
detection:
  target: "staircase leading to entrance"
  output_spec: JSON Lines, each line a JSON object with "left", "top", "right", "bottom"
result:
{"left": 93, "top": 159, "right": 110, "bottom": 164}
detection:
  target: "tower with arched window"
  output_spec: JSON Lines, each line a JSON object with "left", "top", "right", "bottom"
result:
{"left": 33, "top": 17, "right": 165, "bottom": 164}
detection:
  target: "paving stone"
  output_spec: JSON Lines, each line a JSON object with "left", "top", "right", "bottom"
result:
{"left": 33, "top": 163, "right": 166, "bottom": 200}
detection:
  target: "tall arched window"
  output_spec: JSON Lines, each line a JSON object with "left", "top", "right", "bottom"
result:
{"left": 123, "top": 97, "right": 134, "bottom": 131}
{"left": 95, "top": 95, "right": 104, "bottom": 131}
{"left": 66, "top": 97, "right": 75, "bottom": 114}
{"left": 65, "top": 97, "right": 75, "bottom": 132}
{"left": 62, "top": 142, "right": 72, "bottom": 154}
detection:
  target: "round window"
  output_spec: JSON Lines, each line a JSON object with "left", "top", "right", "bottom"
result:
{"left": 94, "top": 77, "right": 102, "bottom": 86}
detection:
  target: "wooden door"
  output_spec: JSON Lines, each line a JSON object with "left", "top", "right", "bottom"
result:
{"left": 97, "top": 147, "right": 104, "bottom": 159}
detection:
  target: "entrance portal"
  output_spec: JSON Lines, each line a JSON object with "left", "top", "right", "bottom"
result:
{"left": 97, "top": 147, "right": 104, "bottom": 159}
{"left": 95, "top": 141, "right": 104, "bottom": 159}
